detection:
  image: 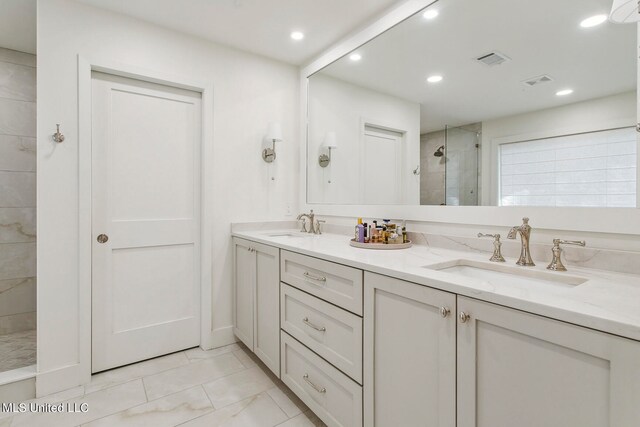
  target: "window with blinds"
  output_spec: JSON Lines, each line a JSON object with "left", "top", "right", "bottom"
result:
{"left": 499, "top": 127, "right": 637, "bottom": 207}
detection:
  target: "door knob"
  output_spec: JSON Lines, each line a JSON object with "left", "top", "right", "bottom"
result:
{"left": 97, "top": 234, "right": 109, "bottom": 244}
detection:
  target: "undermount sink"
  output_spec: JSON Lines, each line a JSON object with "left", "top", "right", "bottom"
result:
{"left": 265, "top": 232, "right": 310, "bottom": 238}
{"left": 425, "top": 259, "right": 588, "bottom": 288}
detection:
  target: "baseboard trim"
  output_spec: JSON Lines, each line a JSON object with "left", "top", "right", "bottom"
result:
{"left": 0, "top": 376, "right": 35, "bottom": 403}
{"left": 36, "top": 364, "right": 82, "bottom": 398}
{"left": 207, "top": 326, "right": 237, "bottom": 350}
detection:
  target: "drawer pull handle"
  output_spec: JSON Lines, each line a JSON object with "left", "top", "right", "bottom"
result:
{"left": 303, "top": 317, "right": 326, "bottom": 332}
{"left": 303, "top": 271, "right": 326, "bottom": 282}
{"left": 303, "top": 374, "right": 326, "bottom": 394}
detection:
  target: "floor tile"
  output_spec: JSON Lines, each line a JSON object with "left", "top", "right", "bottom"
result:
{"left": 24, "top": 386, "right": 85, "bottom": 406}
{"left": 85, "top": 351, "right": 189, "bottom": 394}
{"left": 276, "top": 410, "right": 326, "bottom": 427}
{"left": 82, "top": 386, "right": 213, "bottom": 427}
{"left": 203, "top": 366, "right": 275, "bottom": 409}
{"left": 266, "top": 385, "right": 308, "bottom": 418}
{"left": 233, "top": 346, "right": 259, "bottom": 369}
{"left": 184, "top": 343, "right": 241, "bottom": 362}
{"left": 178, "top": 392, "right": 287, "bottom": 427}
{"left": 143, "top": 352, "right": 245, "bottom": 401}
{"left": 10, "top": 379, "right": 147, "bottom": 427}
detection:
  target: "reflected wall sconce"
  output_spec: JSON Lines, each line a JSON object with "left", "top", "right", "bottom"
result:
{"left": 610, "top": 0, "right": 640, "bottom": 22}
{"left": 318, "top": 131, "right": 338, "bottom": 167}
{"left": 262, "top": 122, "right": 283, "bottom": 163}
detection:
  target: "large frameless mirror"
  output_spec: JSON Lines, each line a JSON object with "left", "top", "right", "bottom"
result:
{"left": 306, "top": 0, "right": 638, "bottom": 208}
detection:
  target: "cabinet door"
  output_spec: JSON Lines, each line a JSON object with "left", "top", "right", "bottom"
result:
{"left": 364, "top": 272, "right": 456, "bottom": 427}
{"left": 457, "top": 296, "right": 640, "bottom": 427}
{"left": 254, "top": 241, "right": 280, "bottom": 377}
{"left": 233, "top": 238, "right": 255, "bottom": 350}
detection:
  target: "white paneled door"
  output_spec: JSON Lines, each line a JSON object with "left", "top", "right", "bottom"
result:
{"left": 91, "top": 72, "right": 202, "bottom": 373}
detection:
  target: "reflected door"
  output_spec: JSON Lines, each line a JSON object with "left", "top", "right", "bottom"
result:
{"left": 91, "top": 72, "right": 202, "bottom": 373}
{"left": 362, "top": 125, "right": 403, "bottom": 204}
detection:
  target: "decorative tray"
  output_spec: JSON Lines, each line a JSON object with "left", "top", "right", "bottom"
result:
{"left": 349, "top": 239, "right": 413, "bottom": 250}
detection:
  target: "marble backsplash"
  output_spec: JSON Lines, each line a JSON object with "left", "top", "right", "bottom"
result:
{"left": 0, "top": 47, "right": 37, "bottom": 336}
{"left": 320, "top": 222, "right": 640, "bottom": 276}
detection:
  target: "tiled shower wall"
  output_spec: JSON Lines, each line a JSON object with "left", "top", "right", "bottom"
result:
{"left": 0, "top": 47, "right": 36, "bottom": 336}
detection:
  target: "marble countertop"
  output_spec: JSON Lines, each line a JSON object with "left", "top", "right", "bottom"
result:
{"left": 232, "top": 228, "right": 640, "bottom": 342}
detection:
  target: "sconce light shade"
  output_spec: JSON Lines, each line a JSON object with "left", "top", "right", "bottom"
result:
{"left": 263, "top": 122, "right": 283, "bottom": 163}
{"left": 610, "top": 0, "right": 640, "bottom": 22}
{"left": 266, "top": 122, "right": 283, "bottom": 142}
{"left": 323, "top": 131, "right": 338, "bottom": 149}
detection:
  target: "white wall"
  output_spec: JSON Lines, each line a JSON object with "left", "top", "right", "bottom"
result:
{"left": 481, "top": 91, "right": 636, "bottom": 205}
{"left": 37, "top": 0, "right": 298, "bottom": 394}
{"left": 307, "top": 74, "right": 420, "bottom": 204}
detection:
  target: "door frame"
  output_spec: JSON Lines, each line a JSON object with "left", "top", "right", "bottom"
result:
{"left": 78, "top": 55, "right": 214, "bottom": 384}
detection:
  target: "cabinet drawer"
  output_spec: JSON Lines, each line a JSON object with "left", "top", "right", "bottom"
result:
{"left": 281, "top": 332, "right": 362, "bottom": 427}
{"left": 281, "top": 250, "right": 363, "bottom": 315}
{"left": 281, "top": 284, "right": 363, "bottom": 383}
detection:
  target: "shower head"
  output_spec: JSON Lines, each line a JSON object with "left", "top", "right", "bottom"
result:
{"left": 434, "top": 145, "right": 444, "bottom": 157}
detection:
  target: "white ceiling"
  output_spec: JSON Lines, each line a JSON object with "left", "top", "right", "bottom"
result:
{"left": 0, "top": 0, "right": 36, "bottom": 54}
{"left": 319, "top": 0, "right": 637, "bottom": 133}
{"left": 75, "top": 0, "right": 404, "bottom": 65}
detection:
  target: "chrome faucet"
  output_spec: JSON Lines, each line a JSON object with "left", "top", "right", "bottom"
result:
{"left": 507, "top": 217, "right": 535, "bottom": 266}
{"left": 296, "top": 210, "right": 324, "bottom": 234}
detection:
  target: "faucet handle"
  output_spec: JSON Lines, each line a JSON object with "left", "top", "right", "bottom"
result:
{"left": 299, "top": 217, "right": 308, "bottom": 233}
{"left": 547, "top": 239, "right": 586, "bottom": 271}
{"left": 477, "top": 233, "right": 506, "bottom": 262}
{"left": 315, "top": 220, "right": 326, "bottom": 235}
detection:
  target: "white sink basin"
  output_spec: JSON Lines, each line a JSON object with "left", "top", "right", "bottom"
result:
{"left": 265, "top": 232, "right": 310, "bottom": 238}
{"left": 425, "top": 259, "right": 587, "bottom": 289}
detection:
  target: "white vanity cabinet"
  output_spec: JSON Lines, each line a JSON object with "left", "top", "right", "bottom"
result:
{"left": 363, "top": 272, "right": 457, "bottom": 427}
{"left": 232, "top": 237, "right": 280, "bottom": 377}
{"left": 457, "top": 296, "right": 640, "bottom": 427}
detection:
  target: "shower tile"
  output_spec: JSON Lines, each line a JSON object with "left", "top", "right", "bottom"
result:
{"left": 0, "top": 98, "right": 35, "bottom": 137}
{"left": 0, "top": 49, "right": 35, "bottom": 68}
{"left": 0, "top": 243, "right": 36, "bottom": 280}
{"left": 0, "top": 171, "right": 35, "bottom": 207}
{"left": 0, "top": 62, "right": 36, "bottom": 102}
{"left": 0, "top": 311, "right": 36, "bottom": 335}
{"left": 0, "top": 208, "right": 36, "bottom": 243}
{"left": 0, "top": 276, "right": 36, "bottom": 317}
{"left": 0, "top": 135, "right": 36, "bottom": 172}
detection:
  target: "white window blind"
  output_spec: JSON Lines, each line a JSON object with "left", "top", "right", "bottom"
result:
{"left": 500, "top": 127, "right": 637, "bottom": 207}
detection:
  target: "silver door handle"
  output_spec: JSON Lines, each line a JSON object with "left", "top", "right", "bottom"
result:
{"left": 303, "top": 374, "right": 326, "bottom": 394}
{"left": 303, "top": 271, "right": 326, "bottom": 282}
{"left": 302, "top": 317, "right": 326, "bottom": 332}
{"left": 97, "top": 234, "right": 109, "bottom": 244}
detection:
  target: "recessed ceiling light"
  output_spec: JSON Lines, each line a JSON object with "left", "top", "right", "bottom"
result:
{"left": 349, "top": 53, "right": 362, "bottom": 61}
{"left": 290, "top": 31, "right": 304, "bottom": 40}
{"left": 580, "top": 14, "right": 607, "bottom": 28}
{"left": 423, "top": 9, "right": 439, "bottom": 19}
{"left": 556, "top": 89, "right": 574, "bottom": 96}
{"left": 427, "top": 75, "right": 443, "bottom": 83}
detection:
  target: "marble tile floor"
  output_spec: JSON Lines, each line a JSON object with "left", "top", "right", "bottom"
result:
{"left": 0, "top": 342, "right": 326, "bottom": 427}
{"left": 0, "top": 329, "right": 36, "bottom": 372}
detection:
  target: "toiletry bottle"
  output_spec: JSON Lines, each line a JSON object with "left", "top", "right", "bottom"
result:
{"left": 357, "top": 223, "right": 365, "bottom": 243}
{"left": 364, "top": 223, "right": 369, "bottom": 243}
{"left": 402, "top": 226, "right": 408, "bottom": 243}
{"left": 355, "top": 217, "right": 363, "bottom": 241}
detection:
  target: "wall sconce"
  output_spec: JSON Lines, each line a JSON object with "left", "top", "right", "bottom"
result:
{"left": 262, "top": 122, "right": 283, "bottom": 163}
{"left": 318, "top": 131, "right": 338, "bottom": 167}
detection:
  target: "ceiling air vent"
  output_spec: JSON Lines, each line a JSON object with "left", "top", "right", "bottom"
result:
{"left": 522, "top": 74, "right": 554, "bottom": 87}
{"left": 475, "top": 51, "right": 511, "bottom": 67}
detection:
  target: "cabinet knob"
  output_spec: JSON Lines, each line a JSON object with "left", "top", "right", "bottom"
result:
{"left": 439, "top": 307, "right": 451, "bottom": 318}
{"left": 459, "top": 311, "right": 471, "bottom": 323}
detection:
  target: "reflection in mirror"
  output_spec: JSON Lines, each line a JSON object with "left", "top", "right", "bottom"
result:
{"left": 307, "top": 0, "right": 638, "bottom": 207}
